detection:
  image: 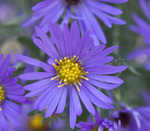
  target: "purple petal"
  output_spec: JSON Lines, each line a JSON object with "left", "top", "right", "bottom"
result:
{"left": 56, "top": 87, "right": 67, "bottom": 114}
{"left": 78, "top": 86, "right": 95, "bottom": 115}
{"left": 45, "top": 87, "right": 63, "bottom": 117}
{"left": 69, "top": 92, "right": 77, "bottom": 129}
{"left": 20, "top": 72, "right": 52, "bottom": 80}
{"left": 15, "top": 54, "right": 52, "bottom": 72}
{"left": 88, "top": 79, "right": 120, "bottom": 90}
{"left": 71, "top": 87, "right": 82, "bottom": 116}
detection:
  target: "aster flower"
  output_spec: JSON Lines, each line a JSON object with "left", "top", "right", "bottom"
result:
{"left": 0, "top": 54, "right": 25, "bottom": 131}
{"left": 142, "top": 91, "right": 150, "bottom": 105}
{"left": 23, "top": 0, "right": 127, "bottom": 45}
{"left": 9, "top": 103, "right": 64, "bottom": 131}
{"left": 0, "top": 38, "right": 28, "bottom": 66}
{"left": 128, "top": 0, "right": 150, "bottom": 69}
{"left": 9, "top": 103, "right": 50, "bottom": 131}
{"left": 52, "top": 119, "right": 65, "bottom": 131}
{"left": 127, "top": 47, "right": 150, "bottom": 70}
{"left": 16, "top": 22, "right": 127, "bottom": 128}
{"left": 112, "top": 103, "right": 150, "bottom": 131}
{"left": 77, "top": 110, "right": 117, "bottom": 131}
{"left": 0, "top": 3, "right": 15, "bottom": 24}
{"left": 130, "top": 0, "right": 150, "bottom": 45}
{"left": 0, "top": 38, "right": 36, "bottom": 83}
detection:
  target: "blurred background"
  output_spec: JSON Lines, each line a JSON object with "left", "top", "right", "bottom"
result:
{"left": 0, "top": 0, "right": 150, "bottom": 130}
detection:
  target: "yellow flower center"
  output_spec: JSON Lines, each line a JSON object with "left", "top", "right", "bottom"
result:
{"left": 51, "top": 56, "right": 88, "bottom": 91}
{"left": 0, "top": 86, "right": 5, "bottom": 111}
{"left": 28, "top": 114, "right": 49, "bottom": 131}
{"left": 92, "top": 127, "right": 98, "bottom": 131}
{"left": 103, "top": 127, "right": 109, "bottom": 131}
{"left": 29, "top": 114, "right": 43, "bottom": 128}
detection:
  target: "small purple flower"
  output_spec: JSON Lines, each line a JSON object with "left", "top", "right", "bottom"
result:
{"left": 10, "top": 104, "right": 51, "bottom": 131}
{"left": 0, "top": 38, "right": 26, "bottom": 65}
{"left": 16, "top": 22, "right": 127, "bottom": 128}
{"left": 142, "top": 91, "right": 150, "bottom": 105}
{"left": 112, "top": 103, "right": 150, "bottom": 131}
{"left": 128, "top": 0, "right": 150, "bottom": 69}
{"left": 127, "top": 47, "right": 150, "bottom": 70}
{"left": 51, "top": 119, "right": 65, "bottom": 131}
{"left": 77, "top": 110, "right": 117, "bottom": 131}
{"left": 0, "top": 3, "right": 15, "bottom": 24}
{"left": 23, "top": 0, "right": 127, "bottom": 45}
{"left": 0, "top": 38, "right": 36, "bottom": 82}
{"left": 9, "top": 102, "right": 64, "bottom": 131}
{"left": 130, "top": 0, "right": 150, "bottom": 45}
{"left": 0, "top": 54, "right": 25, "bottom": 131}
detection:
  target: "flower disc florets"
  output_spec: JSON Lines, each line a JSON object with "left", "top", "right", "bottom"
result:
{"left": 92, "top": 127, "right": 98, "bottom": 131}
{"left": 51, "top": 56, "right": 88, "bottom": 91}
{"left": 28, "top": 114, "right": 44, "bottom": 129}
{"left": 0, "top": 86, "right": 5, "bottom": 105}
{"left": 103, "top": 127, "right": 109, "bottom": 131}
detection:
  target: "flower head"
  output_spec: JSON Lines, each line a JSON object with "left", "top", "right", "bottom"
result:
{"left": 127, "top": 47, "right": 150, "bottom": 70}
{"left": 77, "top": 110, "right": 117, "bottom": 131}
{"left": 0, "top": 54, "right": 25, "bottom": 130}
{"left": 112, "top": 103, "right": 150, "bottom": 131}
{"left": 0, "top": 3, "right": 15, "bottom": 24}
{"left": 142, "top": 91, "right": 150, "bottom": 105}
{"left": 27, "top": 114, "right": 49, "bottom": 131}
{"left": 8, "top": 103, "right": 51, "bottom": 131}
{"left": 17, "top": 22, "right": 127, "bottom": 128}
{"left": 128, "top": 0, "right": 150, "bottom": 69}
{"left": 130, "top": 0, "right": 150, "bottom": 45}
{"left": 23, "top": 0, "right": 127, "bottom": 45}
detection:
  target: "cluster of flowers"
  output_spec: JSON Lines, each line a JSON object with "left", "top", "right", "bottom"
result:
{"left": 0, "top": 0, "right": 150, "bottom": 131}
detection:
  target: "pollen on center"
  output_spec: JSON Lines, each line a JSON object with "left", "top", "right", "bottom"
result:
{"left": 92, "top": 127, "right": 98, "bottom": 131}
{"left": 51, "top": 56, "right": 88, "bottom": 91}
{"left": 0, "top": 86, "right": 5, "bottom": 111}
{"left": 28, "top": 114, "right": 49, "bottom": 130}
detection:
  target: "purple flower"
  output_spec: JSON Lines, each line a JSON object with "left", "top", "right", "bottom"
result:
{"left": 0, "top": 3, "right": 15, "bottom": 24}
{"left": 77, "top": 110, "right": 117, "bottom": 131}
{"left": 23, "top": 0, "right": 127, "bottom": 45}
{"left": 127, "top": 47, "right": 150, "bottom": 70}
{"left": 112, "top": 103, "right": 150, "bottom": 131}
{"left": 51, "top": 119, "right": 65, "bottom": 131}
{"left": 0, "top": 38, "right": 27, "bottom": 65}
{"left": 130, "top": 0, "right": 150, "bottom": 45}
{"left": 9, "top": 103, "right": 51, "bottom": 131}
{"left": 142, "top": 91, "right": 150, "bottom": 105}
{"left": 9, "top": 102, "right": 64, "bottom": 131}
{"left": 128, "top": 0, "right": 150, "bottom": 69}
{"left": 0, "top": 38, "right": 36, "bottom": 82}
{"left": 16, "top": 22, "right": 127, "bottom": 128}
{"left": 0, "top": 54, "right": 25, "bottom": 131}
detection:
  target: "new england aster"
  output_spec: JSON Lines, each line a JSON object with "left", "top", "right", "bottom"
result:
{"left": 10, "top": 104, "right": 50, "bottom": 131}
{"left": 9, "top": 103, "right": 64, "bottom": 131}
{"left": 77, "top": 110, "right": 117, "bottom": 131}
{"left": 128, "top": 0, "right": 150, "bottom": 69}
{"left": 16, "top": 22, "right": 127, "bottom": 128}
{"left": 23, "top": 0, "right": 127, "bottom": 45}
{"left": 130, "top": 0, "right": 150, "bottom": 45}
{"left": 0, "top": 54, "right": 25, "bottom": 131}
{"left": 112, "top": 103, "right": 150, "bottom": 131}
